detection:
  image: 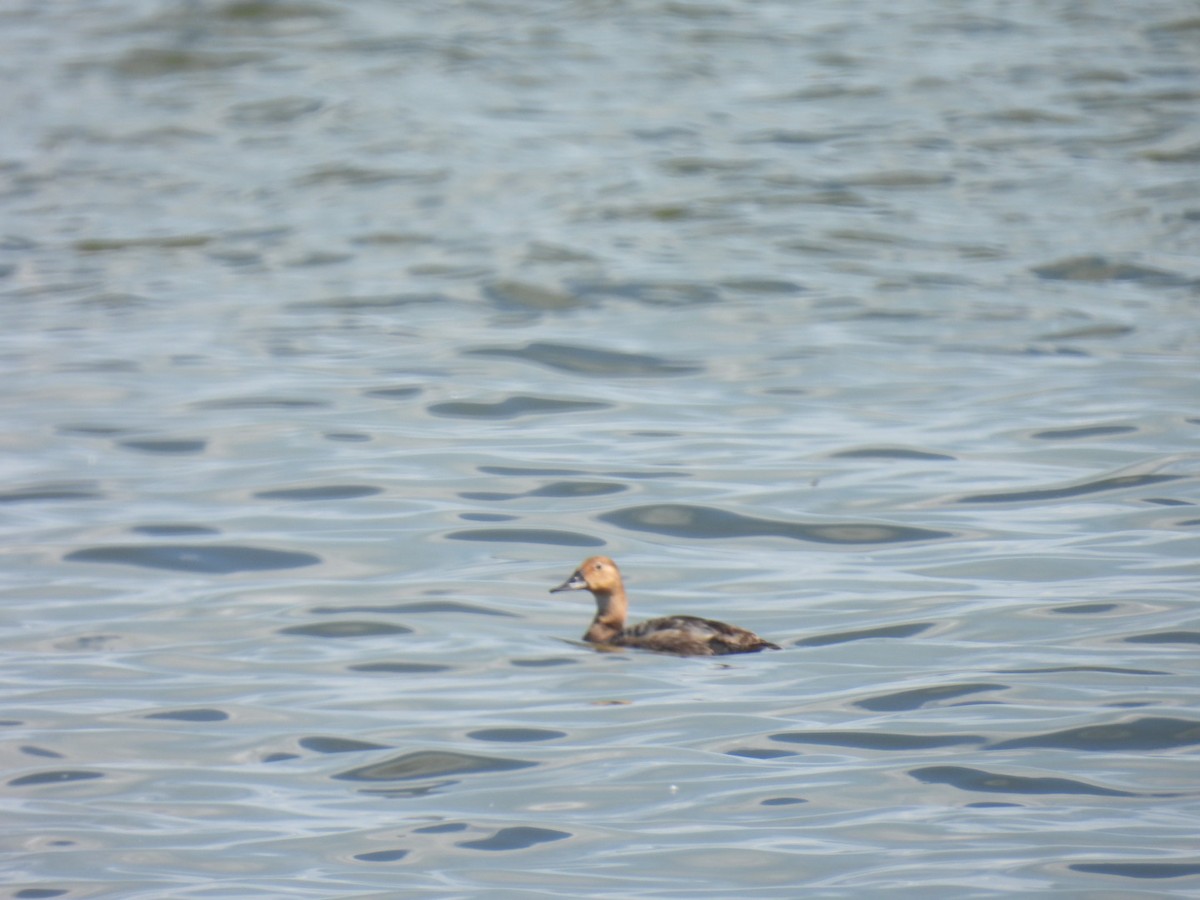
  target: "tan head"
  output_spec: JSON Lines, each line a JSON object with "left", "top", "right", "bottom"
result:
{"left": 550, "top": 556, "right": 623, "bottom": 596}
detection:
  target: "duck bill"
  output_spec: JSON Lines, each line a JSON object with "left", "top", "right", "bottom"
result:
{"left": 550, "top": 570, "right": 587, "bottom": 593}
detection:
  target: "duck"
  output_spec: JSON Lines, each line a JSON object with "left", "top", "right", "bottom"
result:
{"left": 550, "top": 556, "right": 780, "bottom": 656}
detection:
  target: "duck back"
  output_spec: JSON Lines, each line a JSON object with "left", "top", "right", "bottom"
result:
{"left": 615, "top": 615, "right": 781, "bottom": 656}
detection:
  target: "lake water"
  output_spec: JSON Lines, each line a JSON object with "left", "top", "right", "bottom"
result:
{"left": 2, "top": 1, "right": 1199, "bottom": 897}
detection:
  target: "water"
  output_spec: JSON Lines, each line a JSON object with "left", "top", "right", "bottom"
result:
{"left": 2, "top": 1, "right": 1198, "bottom": 896}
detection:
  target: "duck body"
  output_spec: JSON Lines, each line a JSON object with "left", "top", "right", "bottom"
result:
{"left": 550, "top": 556, "right": 780, "bottom": 657}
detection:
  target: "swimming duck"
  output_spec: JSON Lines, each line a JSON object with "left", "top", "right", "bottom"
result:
{"left": 550, "top": 556, "right": 780, "bottom": 656}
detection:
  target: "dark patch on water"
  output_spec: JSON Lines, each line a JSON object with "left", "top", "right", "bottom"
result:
{"left": 479, "top": 465, "right": 587, "bottom": 476}
{"left": 1030, "top": 255, "right": 1191, "bottom": 286}
{"left": 988, "top": 716, "right": 1200, "bottom": 752}
{"left": 856, "top": 682, "right": 1006, "bottom": 712}
{"left": 568, "top": 278, "right": 721, "bottom": 307}
{"left": 288, "top": 293, "right": 445, "bottom": 311}
{"left": 1048, "top": 603, "right": 1119, "bottom": 614}
{"left": 427, "top": 395, "right": 608, "bottom": 419}
{"left": 300, "top": 736, "right": 391, "bottom": 754}
{"left": 909, "top": 765, "right": 1155, "bottom": 798}
{"left": 144, "top": 708, "right": 228, "bottom": 722}
{"left": 315, "top": 601, "right": 515, "bottom": 617}
{"left": 530, "top": 481, "right": 626, "bottom": 498}
{"left": 9, "top": 770, "right": 105, "bottom": 788}
{"left": 720, "top": 278, "right": 804, "bottom": 295}
{"left": 1125, "top": 631, "right": 1200, "bottom": 645}
{"left": 73, "top": 231, "right": 215, "bottom": 250}
{"left": 359, "top": 780, "right": 454, "bottom": 798}
{"left": 459, "top": 512, "right": 518, "bottom": 522}
{"left": 605, "top": 469, "right": 681, "bottom": 479}
{"left": 484, "top": 279, "right": 581, "bottom": 311}
{"left": 446, "top": 528, "right": 605, "bottom": 547}
{"left": 0, "top": 484, "right": 102, "bottom": 503}
{"left": 56, "top": 634, "right": 121, "bottom": 651}
{"left": 355, "top": 849, "right": 409, "bottom": 862}
{"left": 324, "top": 431, "right": 372, "bottom": 442}
{"left": 455, "top": 826, "right": 570, "bottom": 851}
{"left": 335, "top": 750, "right": 536, "bottom": 782}
{"left": 1030, "top": 424, "right": 1137, "bottom": 440}
{"left": 510, "top": 657, "right": 578, "bottom": 667}
{"left": 254, "top": 485, "right": 383, "bottom": 501}
{"left": 794, "top": 622, "right": 934, "bottom": 647}
{"left": 956, "top": 473, "right": 1181, "bottom": 504}
{"left": 466, "top": 341, "right": 701, "bottom": 377}
{"left": 191, "top": 396, "right": 328, "bottom": 409}
{"left": 462, "top": 480, "right": 626, "bottom": 501}
{"left": 280, "top": 621, "right": 412, "bottom": 638}
{"left": 108, "top": 48, "right": 265, "bottom": 78}
{"left": 998, "top": 665, "right": 1167, "bottom": 676}
{"left": 363, "top": 385, "right": 423, "bottom": 399}
{"left": 760, "top": 797, "right": 808, "bottom": 806}
{"left": 350, "top": 661, "right": 453, "bottom": 674}
{"left": 727, "top": 747, "right": 797, "bottom": 759}
{"left": 771, "top": 731, "right": 985, "bottom": 750}
{"left": 130, "top": 523, "right": 220, "bottom": 536}
{"left": 1069, "top": 861, "right": 1200, "bottom": 879}
{"left": 65, "top": 544, "right": 321, "bottom": 573}
{"left": 832, "top": 446, "right": 956, "bottom": 461}
{"left": 21, "top": 746, "right": 64, "bottom": 758}
{"left": 57, "top": 424, "right": 131, "bottom": 436}
{"left": 16, "top": 889, "right": 70, "bottom": 899}
{"left": 598, "top": 504, "right": 952, "bottom": 544}
{"left": 467, "top": 728, "right": 566, "bottom": 742}
{"left": 966, "top": 801, "right": 1021, "bottom": 808}
{"left": 118, "top": 438, "right": 207, "bottom": 454}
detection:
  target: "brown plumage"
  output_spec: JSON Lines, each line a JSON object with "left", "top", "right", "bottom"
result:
{"left": 550, "top": 556, "right": 780, "bottom": 656}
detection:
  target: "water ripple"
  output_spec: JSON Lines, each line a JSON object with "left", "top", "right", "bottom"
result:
{"left": 855, "top": 683, "right": 1007, "bottom": 712}
{"left": 794, "top": 622, "right": 935, "bottom": 647}
{"left": 64, "top": 544, "right": 321, "bottom": 573}
{"left": 956, "top": 473, "right": 1182, "bottom": 504}
{"left": 334, "top": 750, "right": 537, "bottom": 783}
{"left": 461, "top": 481, "right": 626, "bottom": 502}
{"left": 312, "top": 601, "right": 515, "bottom": 617}
{"left": 143, "top": 708, "right": 228, "bottom": 722}
{"left": 1125, "top": 631, "right": 1200, "bottom": 645}
{"left": 117, "top": 438, "right": 207, "bottom": 454}
{"left": 771, "top": 731, "right": 986, "bottom": 750}
{"left": 279, "top": 621, "right": 412, "bottom": 638}
{"left": 1030, "top": 255, "right": 1192, "bottom": 286}
{"left": 910, "top": 765, "right": 1173, "bottom": 798}
{"left": 9, "top": 770, "right": 105, "bottom": 788}
{"left": 446, "top": 528, "right": 605, "bottom": 547}
{"left": 988, "top": 716, "right": 1200, "bottom": 752}
{"left": 831, "top": 446, "right": 955, "bottom": 461}
{"left": 467, "top": 728, "right": 566, "bottom": 743}
{"left": 299, "top": 737, "right": 390, "bottom": 754}
{"left": 598, "top": 503, "right": 953, "bottom": 545}
{"left": 254, "top": 485, "right": 383, "bottom": 501}
{"left": 0, "top": 483, "right": 103, "bottom": 503}
{"left": 465, "top": 341, "right": 701, "bottom": 376}
{"left": 456, "top": 826, "right": 571, "bottom": 851}
{"left": 427, "top": 396, "right": 608, "bottom": 419}
{"left": 1069, "top": 861, "right": 1200, "bottom": 879}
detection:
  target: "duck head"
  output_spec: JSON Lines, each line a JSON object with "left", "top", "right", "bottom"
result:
{"left": 550, "top": 555, "right": 622, "bottom": 596}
